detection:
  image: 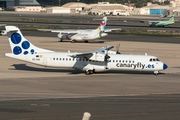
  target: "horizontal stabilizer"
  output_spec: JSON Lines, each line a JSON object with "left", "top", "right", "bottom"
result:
{"left": 0, "top": 24, "right": 6, "bottom": 26}
{"left": 5, "top": 26, "right": 19, "bottom": 33}
{"left": 69, "top": 52, "right": 93, "bottom": 59}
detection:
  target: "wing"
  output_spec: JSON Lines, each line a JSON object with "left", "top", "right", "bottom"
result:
{"left": 69, "top": 52, "right": 93, "bottom": 59}
{"left": 53, "top": 29, "right": 96, "bottom": 33}
{"left": 51, "top": 29, "right": 80, "bottom": 34}
{"left": 69, "top": 46, "right": 114, "bottom": 59}
{"left": 38, "top": 29, "right": 82, "bottom": 34}
{"left": 140, "top": 20, "right": 160, "bottom": 23}
{"left": 104, "top": 28, "right": 121, "bottom": 32}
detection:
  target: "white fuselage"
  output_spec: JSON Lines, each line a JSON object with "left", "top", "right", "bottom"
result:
{"left": 6, "top": 52, "right": 166, "bottom": 73}
{"left": 148, "top": 21, "right": 174, "bottom": 27}
{"left": 58, "top": 30, "right": 108, "bottom": 41}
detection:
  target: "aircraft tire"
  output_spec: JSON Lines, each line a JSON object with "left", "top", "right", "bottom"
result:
{"left": 71, "top": 40, "right": 76, "bottom": 43}
{"left": 85, "top": 71, "right": 90, "bottom": 75}
{"left": 154, "top": 71, "right": 159, "bottom": 76}
{"left": 85, "top": 40, "right": 89, "bottom": 43}
{"left": 59, "top": 39, "right": 63, "bottom": 42}
{"left": 85, "top": 70, "right": 93, "bottom": 75}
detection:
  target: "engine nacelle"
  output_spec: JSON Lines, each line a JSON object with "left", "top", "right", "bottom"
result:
{"left": 58, "top": 33, "right": 73, "bottom": 40}
{"left": 89, "top": 53, "right": 108, "bottom": 62}
{"left": 93, "top": 66, "right": 109, "bottom": 72}
{"left": 108, "top": 50, "right": 116, "bottom": 54}
{"left": 71, "top": 37, "right": 83, "bottom": 41}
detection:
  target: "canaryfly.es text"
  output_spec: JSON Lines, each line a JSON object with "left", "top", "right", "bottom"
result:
{"left": 116, "top": 62, "right": 145, "bottom": 69}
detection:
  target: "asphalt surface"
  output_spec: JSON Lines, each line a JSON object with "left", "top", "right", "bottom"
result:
{"left": 1, "top": 94, "right": 180, "bottom": 120}
{"left": 1, "top": 13, "right": 180, "bottom": 120}
{"left": 20, "top": 30, "right": 180, "bottom": 44}
{"left": 1, "top": 33, "right": 180, "bottom": 120}
{"left": 1, "top": 11, "right": 180, "bottom": 30}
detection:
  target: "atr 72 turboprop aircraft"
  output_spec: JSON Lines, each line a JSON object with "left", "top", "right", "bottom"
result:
{"left": 5, "top": 26, "right": 168, "bottom": 75}
{"left": 148, "top": 14, "right": 175, "bottom": 27}
{"left": 49, "top": 17, "right": 120, "bottom": 43}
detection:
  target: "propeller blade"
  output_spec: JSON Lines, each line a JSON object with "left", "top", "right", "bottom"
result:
{"left": 116, "top": 43, "right": 121, "bottom": 54}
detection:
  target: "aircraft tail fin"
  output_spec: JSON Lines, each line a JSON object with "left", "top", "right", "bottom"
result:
{"left": 96, "top": 16, "right": 107, "bottom": 32}
{"left": 168, "top": 14, "right": 174, "bottom": 23}
{"left": 5, "top": 26, "right": 53, "bottom": 56}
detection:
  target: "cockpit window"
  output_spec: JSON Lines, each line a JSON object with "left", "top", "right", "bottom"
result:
{"left": 150, "top": 58, "right": 160, "bottom": 62}
{"left": 156, "top": 58, "right": 160, "bottom": 61}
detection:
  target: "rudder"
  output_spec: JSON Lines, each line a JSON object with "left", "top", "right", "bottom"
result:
{"left": 5, "top": 26, "right": 52, "bottom": 56}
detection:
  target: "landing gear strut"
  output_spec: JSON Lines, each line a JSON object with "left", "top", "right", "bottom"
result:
{"left": 154, "top": 71, "right": 159, "bottom": 76}
{"left": 71, "top": 40, "right": 76, "bottom": 43}
{"left": 59, "top": 39, "right": 63, "bottom": 42}
{"left": 85, "top": 69, "right": 94, "bottom": 75}
{"left": 85, "top": 40, "right": 89, "bottom": 43}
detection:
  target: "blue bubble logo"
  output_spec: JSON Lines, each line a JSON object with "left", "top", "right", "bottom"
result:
{"left": 11, "top": 33, "right": 22, "bottom": 44}
{"left": 30, "top": 49, "right": 35, "bottom": 54}
{"left": 13, "top": 46, "right": 22, "bottom": 55}
{"left": 23, "top": 51, "right": 29, "bottom": 55}
{"left": 21, "top": 41, "right": 30, "bottom": 49}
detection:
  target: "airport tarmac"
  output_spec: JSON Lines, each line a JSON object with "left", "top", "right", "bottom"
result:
{"left": 0, "top": 34, "right": 180, "bottom": 120}
{"left": 1, "top": 11, "right": 180, "bottom": 31}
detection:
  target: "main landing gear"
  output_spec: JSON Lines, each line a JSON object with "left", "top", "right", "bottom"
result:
{"left": 85, "top": 40, "right": 89, "bottom": 43}
{"left": 59, "top": 39, "right": 63, "bottom": 42}
{"left": 85, "top": 69, "right": 94, "bottom": 75}
{"left": 71, "top": 40, "right": 76, "bottom": 43}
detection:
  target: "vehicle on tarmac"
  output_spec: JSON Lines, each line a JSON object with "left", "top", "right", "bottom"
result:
{"left": 5, "top": 26, "right": 168, "bottom": 75}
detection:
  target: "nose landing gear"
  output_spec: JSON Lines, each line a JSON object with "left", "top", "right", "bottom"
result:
{"left": 154, "top": 71, "right": 159, "bottom": 76}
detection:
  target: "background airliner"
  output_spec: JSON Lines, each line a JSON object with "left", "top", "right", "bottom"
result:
{"left": 5, "top": 26, "right": 167, "bottom": 75}
{"left": 39, "top": 17, "right": 120, "bottom": 43}
{"left": 148, "top": 14, "right": 174, "bottom": 27}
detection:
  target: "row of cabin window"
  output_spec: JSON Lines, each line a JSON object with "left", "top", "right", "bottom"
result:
{"left": 53, "top": 58, "right": 135, "bottom": 63}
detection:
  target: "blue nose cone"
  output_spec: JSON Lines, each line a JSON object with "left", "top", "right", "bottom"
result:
{"left": 163, "top": 63, "right": 168, "bottom": 70}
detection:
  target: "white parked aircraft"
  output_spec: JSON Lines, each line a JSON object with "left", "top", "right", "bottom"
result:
{"left": 5, "top": 26, "right": 168, "bottom": 75}
{"left": 46, "top": 17, "right": 120, "bottom": 43}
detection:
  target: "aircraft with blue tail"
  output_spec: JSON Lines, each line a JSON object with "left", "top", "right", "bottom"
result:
{"left": 5, "top": 26, "right": 168, "bottom": 75}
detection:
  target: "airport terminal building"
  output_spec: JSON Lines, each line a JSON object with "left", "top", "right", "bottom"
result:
{"left": 0, "top": 0, "right": 40, "bottom": 8}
